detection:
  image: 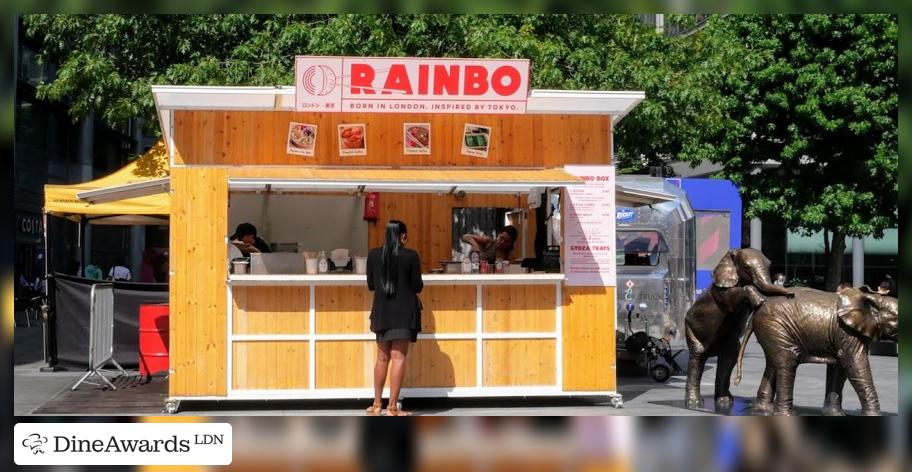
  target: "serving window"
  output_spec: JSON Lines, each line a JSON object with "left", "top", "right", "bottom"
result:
{"left": 228, "top": 191, "right": 368, "bottom": 257}
{"left": 616, "top": 230, "right": 668, "bottom": 266}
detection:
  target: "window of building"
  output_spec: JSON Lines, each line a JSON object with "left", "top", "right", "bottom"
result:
{"left": 16, "top": 98, "right": 47, "bottom": 150}
{"left": 18, "top": 44, "right": 50, "bottom": 87}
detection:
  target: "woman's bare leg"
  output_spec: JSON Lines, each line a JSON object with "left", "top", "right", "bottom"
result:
{"left": 388, "top": 339, "right": 411, "bottom": 413}
{"left": 372, "top": 341, "right": 392, "bottom": 408}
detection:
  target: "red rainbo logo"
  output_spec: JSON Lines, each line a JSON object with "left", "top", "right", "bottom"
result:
{"left": 301, "top": 65, "right": 338, "bottom": 96}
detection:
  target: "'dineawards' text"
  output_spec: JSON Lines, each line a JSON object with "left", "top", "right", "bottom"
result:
{"left": 55, "top": 435, "right": 191, "bottom": 453}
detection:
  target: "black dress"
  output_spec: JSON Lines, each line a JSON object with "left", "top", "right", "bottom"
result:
{"left": 366, "top": 246, "right": 424, "bottom": 342}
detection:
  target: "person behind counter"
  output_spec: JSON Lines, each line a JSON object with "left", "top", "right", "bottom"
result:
{"left": 462, "top": 225, "right": 518, "bottom": 263}
{"left": 230, "top": 223, "right": 272, "bottom": 255}
{"left": 366, "top": 220, "right": 423, "bottom": 416}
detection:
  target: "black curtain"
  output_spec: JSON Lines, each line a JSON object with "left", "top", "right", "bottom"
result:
{"left": 53, "top": 273, "right": 168, "bottom": 369}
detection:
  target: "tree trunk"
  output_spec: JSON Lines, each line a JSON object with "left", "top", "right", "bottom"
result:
{"left": 823, "top": 228, "right": 830, "bottom": 258}
{"left": 824, "top": 229, "right": 846, "bottom": 292}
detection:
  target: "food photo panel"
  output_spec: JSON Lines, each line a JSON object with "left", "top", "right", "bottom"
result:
{"left": 403, "top": 123, "right": 431, "bottom": 155}
{"left": 338, "top": 124, "right": 367, "bottom": 156}
{"left": 461, "top": 123, "right": 491, "bottom": 158}
{"left": 287, "top": 122, "right": 317, "bottom": 156}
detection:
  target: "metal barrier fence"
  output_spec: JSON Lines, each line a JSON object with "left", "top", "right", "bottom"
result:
{"left": 72, "top": 284, "right": 127, "bottom": 390}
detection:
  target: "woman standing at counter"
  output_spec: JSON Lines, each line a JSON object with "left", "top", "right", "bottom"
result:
{"left": 462, "top": 225, "right": 518, "bottom": 263}
{"left": 366, "top": 220, "right": 424, "bottom": 416}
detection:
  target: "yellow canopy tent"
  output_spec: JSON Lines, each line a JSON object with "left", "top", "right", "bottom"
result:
{"left": 44, "top": 140, "right": 170, "bottom": 223}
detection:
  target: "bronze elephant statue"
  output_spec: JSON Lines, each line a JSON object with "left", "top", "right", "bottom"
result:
{"left": 684, "top": 248, "right": 792, "bottom": 411}
{"left": 736, "top": 286, "right": 898, "bottom": 416}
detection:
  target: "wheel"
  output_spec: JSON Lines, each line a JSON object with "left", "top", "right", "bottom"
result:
{"left": 164, "top": 400, "right": 179, "bottom": 414}
{"left": 610, "top": 396, "right": 624, "bottom": 408}
{"left": 650, "top": 364, "right": 671, "bottom": 382}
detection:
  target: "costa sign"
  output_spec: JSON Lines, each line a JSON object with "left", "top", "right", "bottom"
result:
{"left": 295, "top": 56, "right": 530, "bottom": 114}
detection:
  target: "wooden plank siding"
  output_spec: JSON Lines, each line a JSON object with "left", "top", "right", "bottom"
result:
{"left": 173, "top": 111, "right": 611, "bottom": 167}
{"left": 482, "top": 285, "right": 555, "bottom": 333}
{"left": 404, "top": 340, "right": 476, "bottom": 388}
{"left": 233, "top": 286, "right": 309, "bottom": 335}
{"left": 232, "top": 341, "right": 308, "bottom": 390}
{"left": 315, "top": 341, "right": 374, "bottom": 388}
{"left": 314, "top": 286, "right": 372, "bottom": 335}
{"left": 169, "top": 167, "right": 228, "bottom": 397}
{"left": 561, "top": 286, "right": 617, "bottom": 391}
{"left": 419, "top": 285, "right": 476, "bottom": 333}
{"left": 482, "top": 340, "right": 556, "bottom": 386}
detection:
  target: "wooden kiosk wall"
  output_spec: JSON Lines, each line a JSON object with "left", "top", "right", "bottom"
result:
{"left": 169, "top": 111, "right": 617, "bottom": 397}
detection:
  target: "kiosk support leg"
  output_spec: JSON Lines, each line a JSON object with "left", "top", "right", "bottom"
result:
{"left": 164, "top": 399, "right": 180, "bottom": 414}
{"left": 609, "top": 393, "right": 624, "bottom": 408}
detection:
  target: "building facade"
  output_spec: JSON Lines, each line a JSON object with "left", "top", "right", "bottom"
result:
{"left": 14, "top": 18, "right": 162, "bottom": 292}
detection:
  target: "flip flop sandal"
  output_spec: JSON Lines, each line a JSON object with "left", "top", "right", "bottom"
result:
{"left": 385, "top": 407, "right": 412, "bottom": 416}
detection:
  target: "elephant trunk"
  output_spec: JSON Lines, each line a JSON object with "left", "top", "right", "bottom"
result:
{"left": 750, "top": 267, "right": 791, "bottom": 298}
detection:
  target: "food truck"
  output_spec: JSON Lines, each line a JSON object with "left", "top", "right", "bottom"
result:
{"left": 614, "top": 176, "right": 695, "bottom": 344}
{"left": 145, "top": 56, "right": 656, "bottom": 413}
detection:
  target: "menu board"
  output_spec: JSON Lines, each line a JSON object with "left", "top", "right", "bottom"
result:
{"left": 563, "top": 165, "right": 617, "bottom": 287}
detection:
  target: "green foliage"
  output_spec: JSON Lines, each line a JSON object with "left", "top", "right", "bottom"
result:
{"left": 23, "top": 14, "right": 721, "bottom": 171}
{"left": 23, "top": 13, "right": 898, "bottom": 244}
{"left": 680, "top": 14, "right": 898, "bottom": 240}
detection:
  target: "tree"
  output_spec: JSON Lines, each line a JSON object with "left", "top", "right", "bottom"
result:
{"left": 682, "top": 14, "right": 898, "bottom": 290}
{"left": 24, "top": 14, "right": 723, "bottom": 172}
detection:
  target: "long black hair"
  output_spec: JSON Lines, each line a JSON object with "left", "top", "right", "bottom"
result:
{"left": 381, "top": 220, "right": 407, "bottom": 297}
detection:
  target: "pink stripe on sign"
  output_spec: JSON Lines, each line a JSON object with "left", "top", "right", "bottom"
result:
{"left": 699, "top": 229, "right": 720, "bottom": 266}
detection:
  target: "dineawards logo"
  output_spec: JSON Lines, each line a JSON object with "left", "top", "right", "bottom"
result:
{"left": 21, "top": 433, "right": 48, "bottom": 454}
{"left": 15, "top": 423, "right": 232, "bottom": 465}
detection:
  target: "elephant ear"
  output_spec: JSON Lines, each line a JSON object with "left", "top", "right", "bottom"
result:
{"left": 712, "top": 251, "right": 738, "bottom": 288}
{"left": 836, "top": 288, "right": 878, "bottom": 339}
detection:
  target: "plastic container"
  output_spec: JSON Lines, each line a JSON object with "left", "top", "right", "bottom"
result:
{"left": 354, "top": 257, "right": 368, "bottom": 275}
{"left": 139, "top": 304, "right": 170, "bottom": 379}
{"left": 232, "top": 259, "right": 249, "bottom": 274}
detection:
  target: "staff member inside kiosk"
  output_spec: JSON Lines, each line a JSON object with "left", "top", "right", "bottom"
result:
{"left": 462, "top": 225, "right": 518, "bottom": 263}
{"left": 230, "top": 223, "right": 272, "bottom": 255}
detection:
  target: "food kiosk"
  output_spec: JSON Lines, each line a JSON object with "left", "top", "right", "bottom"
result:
{"left": 150, "top": 57, "right": 647, "bottom": 413}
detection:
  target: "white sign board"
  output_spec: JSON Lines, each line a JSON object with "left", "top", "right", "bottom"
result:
{"left": 563, "top": 165, "right": 616, "bottom": 287}
{"left": 295, "top": 56, "right": 530, "bottom": 114}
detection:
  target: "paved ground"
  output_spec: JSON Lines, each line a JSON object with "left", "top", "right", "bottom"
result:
{"left": 13, "top": 314, "right": 898, "bottom": 416}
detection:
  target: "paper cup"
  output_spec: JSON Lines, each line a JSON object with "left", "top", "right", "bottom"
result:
{"left": 305, "top": 258, "right": 319, "bottom": 275}
{"left": 354, "top": 257, "right": 368, "bottom": 275}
